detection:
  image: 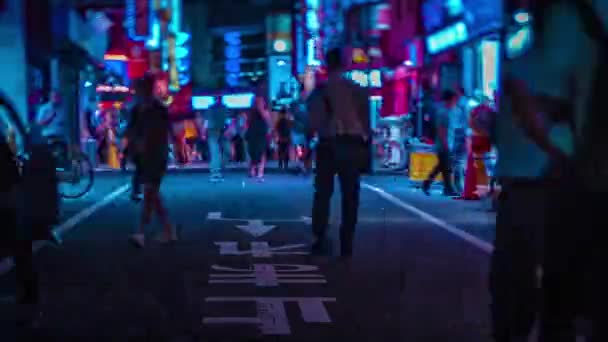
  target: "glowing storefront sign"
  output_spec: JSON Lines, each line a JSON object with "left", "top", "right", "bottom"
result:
{"left": 192, "top": 96, "right": 216, "bottom": 110}
{"left": 346, "top": 70, "right": 382, "bottom": 88}
{"left": 426, "top": 21, "right": 468, "bottom": 55}
{"left": 96, "top": 85, "right": 130, "bottom": 93}
{"left": 222, "top": 93, "right": 254, "bottom": 109}
{"left": 480, "top": 40, "right": 499, "bottom": 99}
{"left": 307, "top": 39, "right": 321, "bottom": 66}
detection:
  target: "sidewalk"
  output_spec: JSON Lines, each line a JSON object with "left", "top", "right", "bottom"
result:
{"left": 363, "top": 176, "right": 496, "bottom": 245}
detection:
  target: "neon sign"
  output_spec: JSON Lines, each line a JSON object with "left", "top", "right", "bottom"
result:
{"left": 192, "top": 96, "right": 216, "bottom": 110}
{"left": 426, "top": 21, "right": 468, "bottom": 55}
{"left": 126, "top": 0, "right": 150, "bottom": 41}
{"left": 224, "top": 32, "right": 241, "bottom": 87}
{"left": 222, "top": 93, "right": 254, "bottom": 109}
{"left": 96, "top": 85, "right": 130, "bottom": 93}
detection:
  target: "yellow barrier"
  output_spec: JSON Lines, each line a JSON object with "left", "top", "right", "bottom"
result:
{"left": 409, "top": 152, "right": 442, "bottom": 181}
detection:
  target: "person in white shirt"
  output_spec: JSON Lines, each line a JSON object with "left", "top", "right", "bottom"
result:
{"left": 490, "top": 1, "right": 605, "bottom": 341}
{"left": 307, "top": 47, "right": 371, "bottom": 258}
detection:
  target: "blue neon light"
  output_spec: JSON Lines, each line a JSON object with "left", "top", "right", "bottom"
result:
{"left": 506, "top": 26, "right": 533, "bottom": 59}
{"left": 222, "top": 93, "right": 254, "bottom": 109}
{"left": 306, "top": 0, "right": 319, "bottom": 10}
{"left": 126, "top": 0, "right": 150, "bottom": 41}
{"left": 307, "top": 38, "right": 320, "bottom": 66}
{"left": 426, "top": 22, "right": 468, "bottom": 55}
{"left": 514, "top": 10, "right": 530, "bottom": 24}
{"left": 192, "top": 96, "right": 216, "bottom": 110}
{"left": 306, "top": 10, "right": 320, "bottom": 31}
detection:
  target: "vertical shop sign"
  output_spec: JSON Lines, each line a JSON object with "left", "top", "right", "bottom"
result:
{"left": 126, "top": 0, "right": 150, "bottom": 40}
{"left": 224, "top": 32, "right": 241, "bottom": 87}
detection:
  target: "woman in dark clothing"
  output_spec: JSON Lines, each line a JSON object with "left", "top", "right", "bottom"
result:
{"left": 245, "top": 91, "right": 272, "bottom": 181}
{"left": 275, "top": 109, "right": 292, "bottom": 170}
{"left": 126, "top": 74, "right": 178, "bottom": 248}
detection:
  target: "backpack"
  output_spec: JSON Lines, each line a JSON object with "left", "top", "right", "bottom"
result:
{"left": 570, "top": 0, "right": 608, "bottom": 189}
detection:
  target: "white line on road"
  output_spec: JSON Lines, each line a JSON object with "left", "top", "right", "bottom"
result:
{"left": 0, "top": 184, "right": 130, "bottom": 276}
{"left": 362, "top": 183, "right": 494, "bottom": 254}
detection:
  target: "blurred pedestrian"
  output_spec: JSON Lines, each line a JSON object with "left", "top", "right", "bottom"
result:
{"left": 490, "top": 1, "right": 605, "bottom": 341}
{"left": 246, "top": 83, "right": 272, "bottom": 181}
{"left": 126, "top": 73, "right": 178, "bottom": 247}
{"left": 421, "top": 89, "right": 459, "bottom": 197}
{"left": 205, "top": 96, "right": 229, "bottom": 182}
{"left": 275, "top": 108, "right": 292, "bottom": 171}
{"left": 307, "top": 47, "right": 371, "bottom": 258}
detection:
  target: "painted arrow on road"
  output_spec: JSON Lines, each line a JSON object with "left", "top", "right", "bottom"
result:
{"left": 236, "top": 220, "right": 277, "bottom": 237}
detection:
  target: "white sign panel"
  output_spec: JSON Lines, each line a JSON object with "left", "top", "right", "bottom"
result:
{"left": 203, "top": 297, "right": 336, "bottom": 335}
{"left": 214, "top": 242, "right": 309, "bottom": 258}
{"left": 209, "top": 264, "right": 326, "bottom": 287}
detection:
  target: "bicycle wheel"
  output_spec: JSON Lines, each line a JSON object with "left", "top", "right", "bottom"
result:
{"left": 59, "top": 151, "right": 94, "bottom": 199}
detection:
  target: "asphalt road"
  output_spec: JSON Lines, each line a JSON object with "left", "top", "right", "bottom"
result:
{"left": 1, "top": 172, "right": 495, "bottom": 342}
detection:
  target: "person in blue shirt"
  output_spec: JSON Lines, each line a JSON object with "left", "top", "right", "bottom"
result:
{"left": 421, "top": 89, "right": 458, "bottom": 196}
{"left": 490, "top": 1, "right": 605, "bottom": 341}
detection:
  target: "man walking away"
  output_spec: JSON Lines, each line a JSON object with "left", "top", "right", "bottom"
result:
{"left": 421, "top": 90, "right": 458, "bottom": 196}
{"left": 308, "top": 47, "right": 370, "bottom": 258}
{"left": 205, "top": 96, "right": 228, "bottom": 182}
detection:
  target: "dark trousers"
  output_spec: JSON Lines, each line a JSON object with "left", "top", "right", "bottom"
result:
{"left": 541, "top": 186, "right": 604, "bottom": 342}
{"left": 131, "top": 154, "right": 142, "bottom": 194}
{"left": 489, "top": 181, "right": 547, "bottom": 341}
{"left": 427, "top": 149, "right": 454, "bottom": 192}
{"left": 1, "top": 209, "right": 37, "bottom": 304}
{"left": 14, "top": 240, "right": 38, "bottom": 304}
{"left": 312, "top": 136, "right": 363, "bottom": 255}
{"left": 278, "top": 141, "right": 289, "bottom": 169}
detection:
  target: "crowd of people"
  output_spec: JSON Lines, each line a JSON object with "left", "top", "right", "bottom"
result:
{"left": 1, "top": 1, "right": 604, "bottom": 339}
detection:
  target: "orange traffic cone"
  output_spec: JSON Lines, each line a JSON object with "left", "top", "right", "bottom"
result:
{"left": 462, "top": 152, "right": 480, "bottom": 200}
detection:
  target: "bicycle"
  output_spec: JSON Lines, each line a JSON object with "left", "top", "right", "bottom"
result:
{"left": 17, "top": 136, "right": 94, "bottom": 199}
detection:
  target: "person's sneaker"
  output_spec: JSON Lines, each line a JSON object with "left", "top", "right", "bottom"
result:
{"left": 129, "top": 234, "right": 145, "bottom": 248}
{"left": 421, "top": 180, "right": 431, "bottom": 196}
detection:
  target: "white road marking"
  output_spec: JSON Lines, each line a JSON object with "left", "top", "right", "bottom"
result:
{"left": 206, "top": 213, "right": 309, "bottom": 224}
{"left": 235, "top": 220, "right": 276, "bottom": 237}
{"left": 203, "top": 297, "right": 336, "bottom": 335}
{"left": 0, "top": 184, "right": 130, "bottom": 276}
{"left": 362, "top": 183, "right": 494, "bottom": 254}
{"left": 209, "top": 264, "right": 326, "bottom": 287}
{"left": 214, "top": 241, "right": 309, "bottom": 257}
{"left": 207, "top": 212, "right": 222, "bottom": 219}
